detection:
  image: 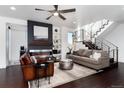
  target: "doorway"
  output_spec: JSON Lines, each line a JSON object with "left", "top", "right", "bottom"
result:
{"left": 6, "top": 23, "right": 27, "bottom": 66}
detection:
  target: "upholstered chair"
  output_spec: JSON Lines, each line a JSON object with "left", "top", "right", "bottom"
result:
{"left": 20, "top": 53, "right": 36, "bottom": 81}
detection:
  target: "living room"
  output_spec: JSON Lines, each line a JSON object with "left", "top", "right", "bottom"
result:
{"left": 0, "top": 1, "right": 124, "bottom": 91}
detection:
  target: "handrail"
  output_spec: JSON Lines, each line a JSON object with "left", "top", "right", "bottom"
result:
{"left": 84, "top": 41, "right": 95, "bottom": 50}
{"left": 96, "top": 38, "right": 118, "bottom": 63}
{"left": 100, "top": 38, "right": 118, "bottom": 48}
{"left": 95, "top": 38, "right": 110, "bottom": 48}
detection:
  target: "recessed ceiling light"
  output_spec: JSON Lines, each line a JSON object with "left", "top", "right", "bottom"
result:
{"left": 10, "top": 6, "right": 16, "bottom": 11}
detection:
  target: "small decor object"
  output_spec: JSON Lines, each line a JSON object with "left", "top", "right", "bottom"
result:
{"left": 55, "top": 29, "right": 58, "bottom": 32}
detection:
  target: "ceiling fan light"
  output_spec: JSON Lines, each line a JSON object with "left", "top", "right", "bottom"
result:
{"left": 10, "top": 6, "right": 16, "bottom": 11}
{"left": 53, "top": 12, "right": 58, "bottom": 16}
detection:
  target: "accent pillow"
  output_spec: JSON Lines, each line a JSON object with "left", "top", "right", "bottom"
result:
{"left": 92, "top": 52, "right": 101, "bottom": 60}
{"left": 21, "top": 53, "right": 32, "bottom": 65}
{"left": 30, "top": 56, "right": 37, "bottom": 63}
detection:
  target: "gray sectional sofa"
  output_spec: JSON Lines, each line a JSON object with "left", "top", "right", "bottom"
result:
{"left": 67, "top": 49, "right": 110, "bottom": 70}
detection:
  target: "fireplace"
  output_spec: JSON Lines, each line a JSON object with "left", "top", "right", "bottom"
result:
{"left": 28, "top": 20, "right": 53, "bottom": 50}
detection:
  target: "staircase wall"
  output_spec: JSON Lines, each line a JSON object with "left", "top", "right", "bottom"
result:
{"left": 95, "top": 21, "right": 113, "bottom": 38}
{"left": 98, "top": 22, "right": 119, "bottom": 38}
{"left": 98, "top": 22, "right": 124, "bottom": 62}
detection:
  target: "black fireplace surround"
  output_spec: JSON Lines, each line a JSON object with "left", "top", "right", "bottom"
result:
{"left": 28, "top": 20, "right": 53, "bottom": 50}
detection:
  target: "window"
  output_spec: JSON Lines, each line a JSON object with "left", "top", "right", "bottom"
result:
{"left": 68, "top": 32, "right": 73, "bottom": 45}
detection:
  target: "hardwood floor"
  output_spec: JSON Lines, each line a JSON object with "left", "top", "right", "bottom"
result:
{"left": 0, "top": 65, "right": 28, "bottom": 88}
{"left": 0, "top": 63, "right": 124, "bottom": 88}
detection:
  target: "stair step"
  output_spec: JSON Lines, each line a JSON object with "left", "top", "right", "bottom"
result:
{"left": 83, "top": 40, "right": 100, "bottom": 50}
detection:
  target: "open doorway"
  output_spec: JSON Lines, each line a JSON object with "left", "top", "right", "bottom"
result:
{"left": 6, "top": 23, "right": 27, "bottom": 66}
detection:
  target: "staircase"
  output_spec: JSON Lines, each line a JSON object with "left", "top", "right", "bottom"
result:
{"left": 73, "top": 19, "right": 118, "bottom": 66}
{"left": 83, "top": 38, "right": 118, "bottom": 65}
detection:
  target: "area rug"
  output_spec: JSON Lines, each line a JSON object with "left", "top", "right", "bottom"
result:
{"left": 28, "top": 63, "right": 97, "bottom": 88}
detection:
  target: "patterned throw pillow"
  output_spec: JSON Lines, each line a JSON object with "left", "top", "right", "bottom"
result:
{"left": 21, "top": 53, "right": 32, "bottom": 65}
{"left": 91, "top": 52, "right": 101, "bottom": 60}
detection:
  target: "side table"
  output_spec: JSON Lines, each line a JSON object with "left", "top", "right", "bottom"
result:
{"left": 46, "top": 60, "right": 54, "bottom": 84}
{"left": 35, "top": 62, "right": 49, "bottom": 88}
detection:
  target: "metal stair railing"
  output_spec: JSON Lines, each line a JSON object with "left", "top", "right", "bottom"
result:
{"left": 95, "top": 38, "right": 118, "bottom": 63}
{"left": 100, "top": 38, "right": 118, "bottom": 63}
{"left": 95, "top": 38, "right": 110, "bottom": 53}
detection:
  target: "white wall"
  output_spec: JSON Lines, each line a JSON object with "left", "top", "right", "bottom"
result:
{"left": 0, "top": 15, "right": 74, "bottom": 68}
{"left": 0, "top": 16, "right": 27, "bottom": 68}
{"left": 61, "top": 27, "right": 74, "bottom": 60}
{"left": 99, "top": 23, "right": 124, "bottom": 62}
{"left": 0, "top": 16, "right": 63, "bottom": 68}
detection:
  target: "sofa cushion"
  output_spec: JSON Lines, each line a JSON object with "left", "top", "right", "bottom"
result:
{"left": 101, "top": 51, "right": 109, "bottom": 57}
{"left": 82, "top": 50, "right": 92, "bottom": 57}
{"left": 72, "top": 55, "right": 99, "bottom": 65}
{"left": 76, "top": 49, "right": 85, "bottom": 56}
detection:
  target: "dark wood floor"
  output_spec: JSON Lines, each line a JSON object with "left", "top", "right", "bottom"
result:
{"left": 0, "top": 63, "right": 124, "bottom": 88}
{"left": 0, "top": 65, "right": 28, "bottom": 88}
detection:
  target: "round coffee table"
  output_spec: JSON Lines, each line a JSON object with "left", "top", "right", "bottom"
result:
{"left": 59, "top": 59, "right": 73, "bottom": 70}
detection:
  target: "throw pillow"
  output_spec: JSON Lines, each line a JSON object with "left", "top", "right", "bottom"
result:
{"left": 92, "top": 52, "right": 101, "bottom": 60}
{"left": 22, "top": 53, "right": 32, "bottom": 65}
{"left": 30, "top": 56, "right": 37, "bottom": 63}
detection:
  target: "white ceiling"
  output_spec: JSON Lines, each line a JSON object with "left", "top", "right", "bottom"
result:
{"left": 0, "top": 5, "right": 124, "bottom": 28}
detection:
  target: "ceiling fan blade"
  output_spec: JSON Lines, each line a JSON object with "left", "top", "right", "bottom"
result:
{"left": 54, "top": 5, "right": 58, "bottom": 11}
{"left": 59, "top": 14, "right": 66, "bottom": 20}
{"left": 46, "top": 15, "right": 53, "bottom": 20}
{"left": 35, "top": 8, "right": 55, "bottom": 13}
{"left": 35, "top": 8, "right": 46, "bottom": 11}
{"left": 59, "top": 8, "right": 76, "bottom": 13}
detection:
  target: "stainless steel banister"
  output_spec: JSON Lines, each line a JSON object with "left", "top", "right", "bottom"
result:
{"left": 96, "top": 38, "right": 118, "bottom": 63}
{"left": 95, "top": 38, "right": 110, "bottom": 48}
{"left": 100, "top": 38, "right": 118, "bottom": 48}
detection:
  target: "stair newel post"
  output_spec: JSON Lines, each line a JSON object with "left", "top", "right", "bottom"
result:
{"left": 95, "top": 38, "right": 96, "bottom": 49}
{"left": 116, "top": 47, "right": 118, "bottom": 63}
{"left": 113, "top": 49, "right": 115, "bottom": 60}
{"left": 108, "top": 47, "right": 110, "bottom": 57}
{"left": 101, "top": 39, "right": 103, "bottom": 50}
{"left": 90, "top": 30, "right": 92, "bottom": 42}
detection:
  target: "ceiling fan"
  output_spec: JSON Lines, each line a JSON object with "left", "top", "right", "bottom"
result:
{"left": 35, "top": 5, "right": 76, "bottom": 20}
